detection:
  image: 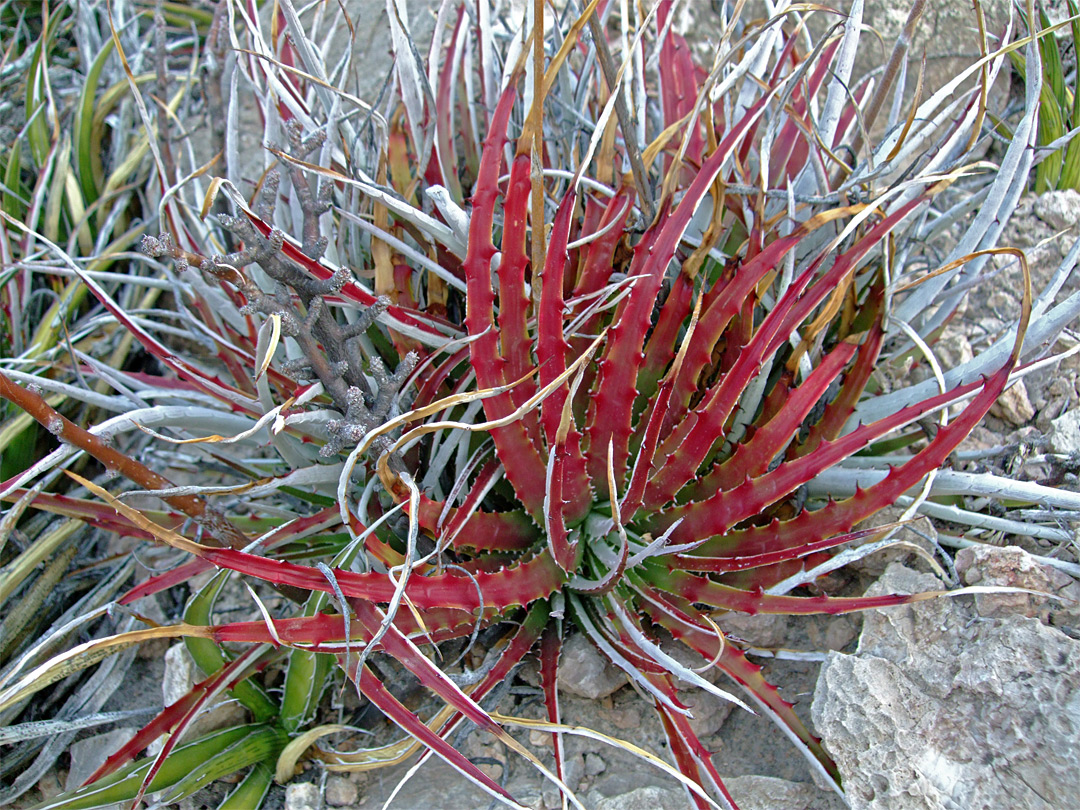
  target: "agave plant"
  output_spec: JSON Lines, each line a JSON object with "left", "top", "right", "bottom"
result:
{"left": 2, "top": 1, "right": 1079, "bottom": 809}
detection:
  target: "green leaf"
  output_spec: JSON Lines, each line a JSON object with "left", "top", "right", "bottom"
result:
{"left": 31, "top": 725, "right": 285, "bottom": 810}
{"left": 184, "top": 572, "right": 279, "bottom": 722}
{"left": 217, "top": 761, "right": 275, "bottom": 810}
{"left": 1061, "top": 132, "right": 1080, "bottom": 191}
{"left": 156, "top": 1, "right": 216, "bottom": 30}
{"left": 0, "top": 412, "right": 38, "bottom": 483}
{"left": 1062, "top": 0, "right": 1080, "bottom": 189}
{"left": 1070, "top": 0, "right": 1080, "bottom": 123}
{"left": 280, "top": 592, "right": 334, "bottom": 734}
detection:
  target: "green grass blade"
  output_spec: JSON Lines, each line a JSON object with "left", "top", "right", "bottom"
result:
{"left": 24, "top": 6, "right": 65, "bottom": 168}
{"left": 73, "top": 37, "right": 115, "bottom": 206}
{"left": 1039, "top": 8, "right": 1066, "bottom": 109}
{"left": 0, "top": 518, "right": 82, "bottom": 608}
{"left": 1063, "top": 0, "right": 1080, "bottom": 189}
{"left": 2, "top": 140, "right": 27, "bottom": 221}
{"left": 42, "top": 132, "right": 71, "bottom": 243}
{"left": 1061, "top": 131, "right": 1080, "bottom": 190}
{"left": 1036, "top": 81, "right": 1065, "bottom": 192}
{"left": 1071, "top": 0, "right": 1080, "bottom": 122}
{"left": 157, "top": 726, "right": 286, "bottom": 806}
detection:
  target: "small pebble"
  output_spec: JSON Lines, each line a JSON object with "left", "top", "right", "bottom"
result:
{"left": 285, "top": 782, "right": 321, "bottom": 810}
{"left": 325, "top": 774, "right": 358, "bottom": 807}
{"left": 825, "top": 617, "right": 858, "bottom": 651}
{"left": 585, "top": 752, "right": 607, "bottom": 776}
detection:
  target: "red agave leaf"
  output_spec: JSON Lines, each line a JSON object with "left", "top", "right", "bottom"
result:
{"left": 348, "top": 661, "right": 523, "bottom": 806}
{"left": 793, "top": 289, "right": 886, "bottom": 459}
{"left": 650, "top": 675, "right": 739, "bottom": 810}
{"left": 538, "top": 192, "right": 592, "bottom": 527}
{"left": 538, "top": 624, "right": 567, "bottom": 796}
{"left": 462, "top": 82, "right": 550, "bottom": 521}
{"left": 683, "top": 338, "right": 859, "bottom": 500}
{"left": 646, "top": 196, "right": 929, "bottom": 509}
{"left": 85, "top": 645, "right": 267, "bottom": 787}
{"left": 586, "top": 93, "right": 770, "bottom": 491}
{"left": 378, "top": 603, "right": 552, "bottom": 794}
{"left": 410, "top": 490, "right": 539, "bottom": 553}
{"left": 640, "top": 588, "right": 839, "bottom": 784}
{"left": 156, "top": 533, "right": 566, "bottom": 612}
{"left": 570, "top": 188, "right": 634, "bottom": 301}
{"left": 497, "top": 152, "right": 541, "bottom": 412}
{"left": 643, "top": 567, "right": 919, "bottom": 616}
{"left": 650, "top": 355, "right": 1013, "bottom": 544}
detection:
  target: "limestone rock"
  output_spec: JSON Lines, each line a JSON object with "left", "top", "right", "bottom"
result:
{"left": 954, "top": 544, "right": 1056, "bottom": 619}
{"left": 593, "top": 778, "right": 844, "bottom": 810}
{"left": 934, "top": 331, "right": 974, "bottom": 370}
{"left": 812, "top": 563, "right": 1080, "bottom": 810}
{"left": 541, "top": 753, "right": 584, "bottom": 809}
{"left": 324, "top": 774, "right": 358, "bottom": 807}
{"left": 989, "top": 380, "right": 1035, "bottom": 426}
{"left": 679, "top": 687, "right": 735, "bottom": 738}
{"left": 1049, "top": 407, "right": 1080, "bottom": 455}
{"left": 161, "top": 642, "right": 197, "bottom": 707}
{"left": 593, "top": 785, "right": 686, "bottom": 810}
{"left": 461, "top": 732, "right": 507, "bottom": 780}
{"left": 725, "top": 775, "right": 846, "bottom": 810}
{"left": 557, "top": 633, "right": 626, "bottom": 700}
{"left": 714, "top": 612, "right": 788, "bottom": 648}
{"left": 584, "top": 752, "right": 607, "bottom": 776}
{"left": 284, "top": 782, "right": 321, "bottom": 810}
{"left": 956, "top": 545, "right": 1080, "bottom": 630}
{"left": 1034, "top": 189, "right": 1080, "bottom": 231}
{"left": 824, "top": 616, "right": 859, "bottom": 651}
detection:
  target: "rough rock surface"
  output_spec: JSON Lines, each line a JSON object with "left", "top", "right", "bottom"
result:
{"left": 541, "top": 753, "right": 585, "bottom": 809}
{"left": 1050, "top": 407, "right": 1080, "bottom": 455}
{"left": 557, "top": 632, "right": 627, "bottom": 700}
{"left": 955, "top": 544, "right": 1080, "bottom": 631}
{"left": 993, "top": 190, "right": 1080, "bottom": 326}
{"left": 591, "top": 785, "right": 685, "bottom": 810}
{"left": 714, "top": 612, "right": 789, "bottom": 648}
{"left": 284, "top": 781, "right": 321, "bottom": 810}
{"left": 988, "top": 380, "right": 1036, "bottom": 426}
{"left": 1034, "top": 189, "right": 1080, "bottom": 231}
{"left": 590, "top": 776, "right": 845, "bottom": 810}
{"left": 812, "top": 560, "right": 1080, "bottom": 810}
{"left": 724, "top": 775, "right": 847, "bottom": 810}
{"left": 323, "top": 774, "right": 358, "bottom": 807}
{"left": 955, "top": 544, "right": 1059, "bottom": 619}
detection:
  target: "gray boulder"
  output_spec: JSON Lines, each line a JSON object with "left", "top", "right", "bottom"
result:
{"left": 812, "top": 560, "right": 1080, "bottom": 809}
